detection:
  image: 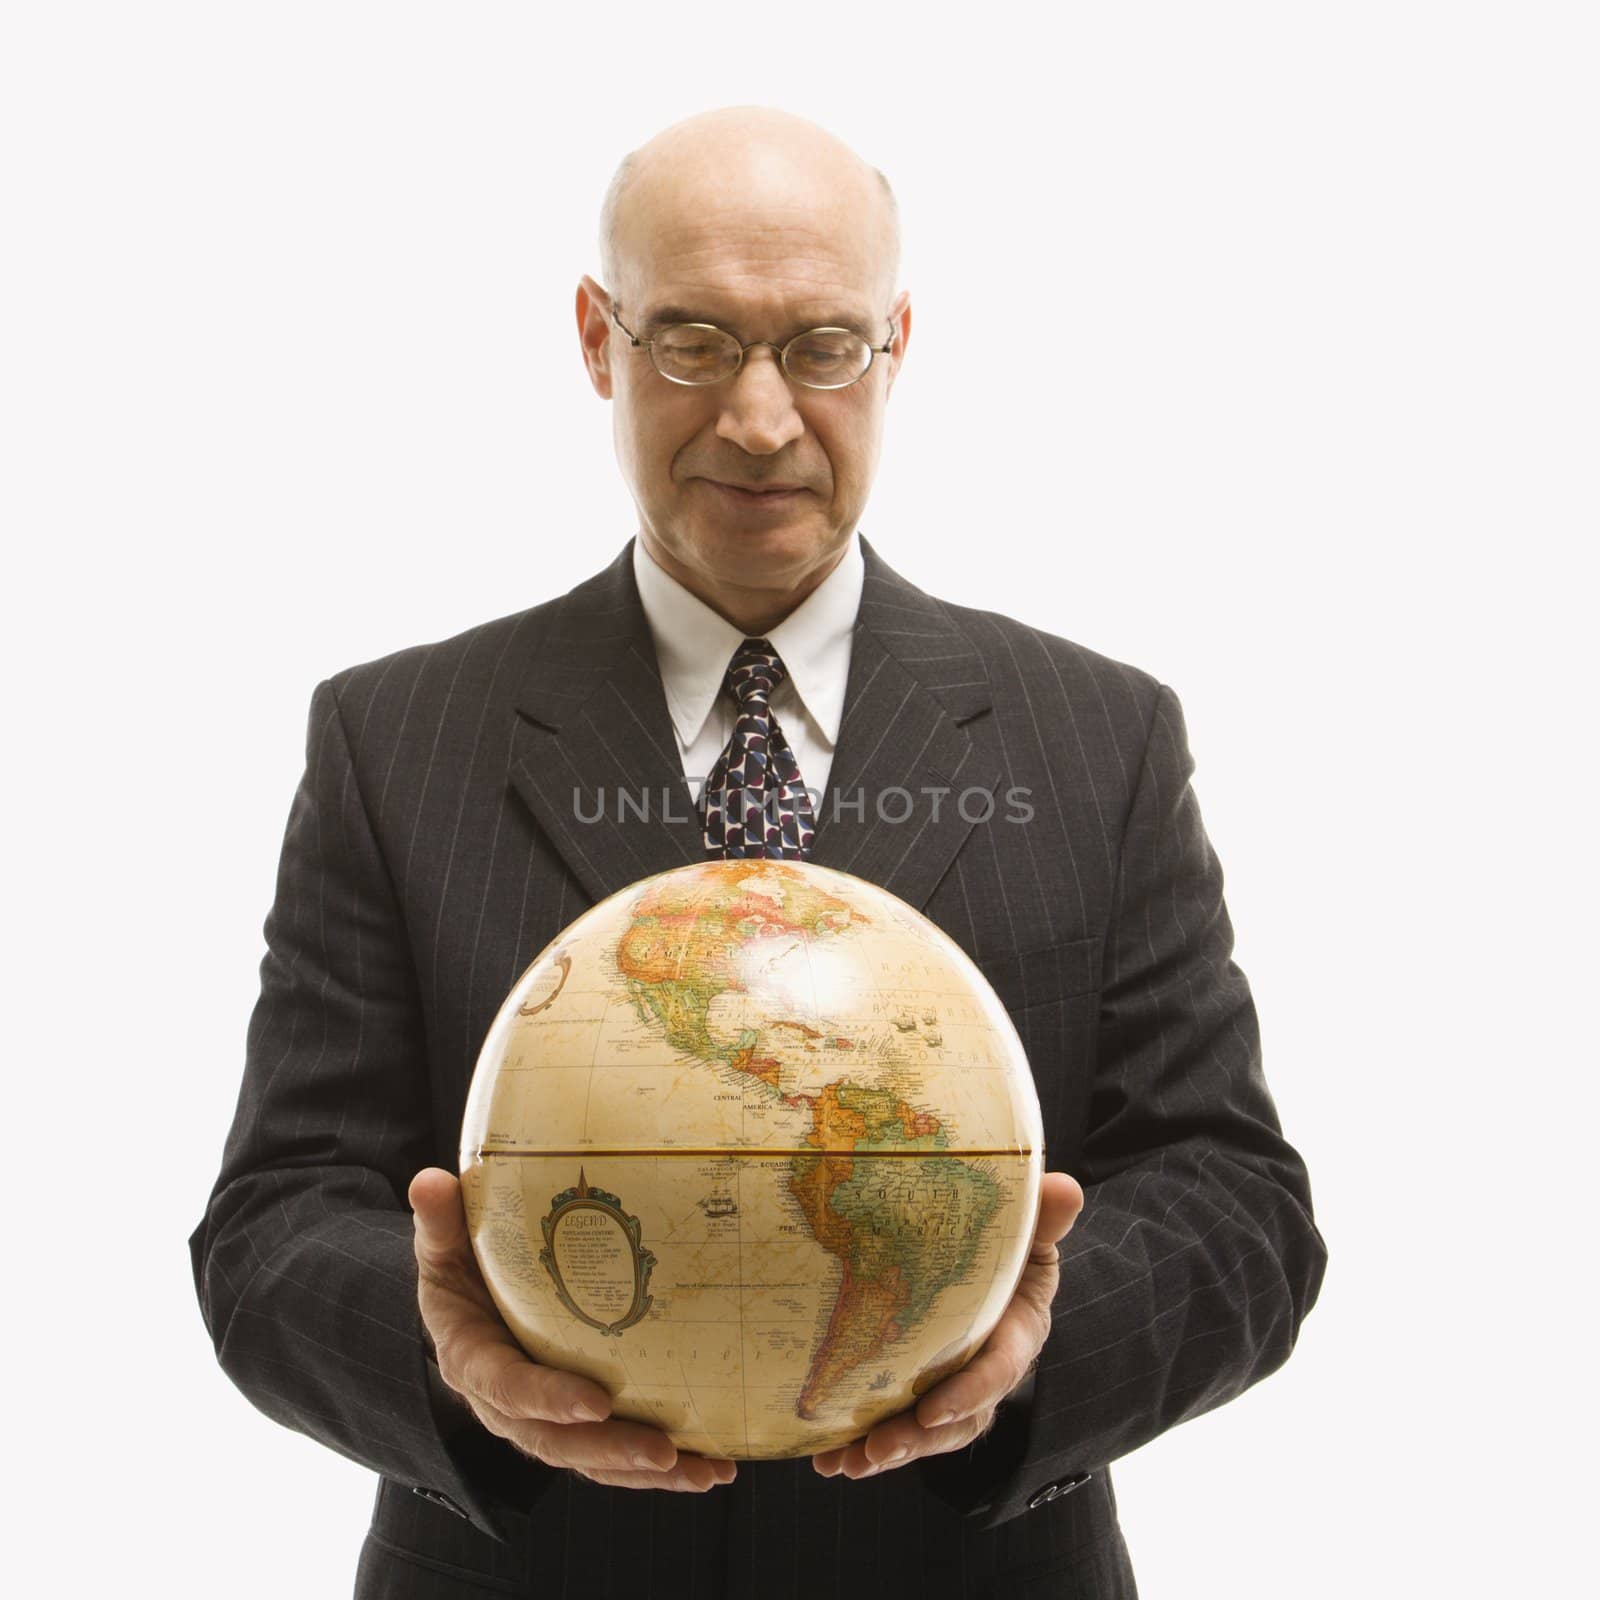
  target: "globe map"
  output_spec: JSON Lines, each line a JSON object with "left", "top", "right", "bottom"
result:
{"left": 461, "top": 858, "right": 1043, "bottom": 1460}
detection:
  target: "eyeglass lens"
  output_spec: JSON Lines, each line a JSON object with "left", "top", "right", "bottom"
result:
{"left": 650, "top": 324, "right": 873, "bottom": 389}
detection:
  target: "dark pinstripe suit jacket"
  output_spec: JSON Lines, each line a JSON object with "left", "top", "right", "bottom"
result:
{"left": 191, "top": 534, "right": 1326, "bottom": 1598}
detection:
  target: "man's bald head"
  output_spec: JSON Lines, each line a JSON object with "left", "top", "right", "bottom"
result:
{"left": 598, "top": 107, "right": 900, "bottom": 310}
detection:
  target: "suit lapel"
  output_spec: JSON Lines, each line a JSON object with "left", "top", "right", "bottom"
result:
{"left": 507, "top": 535, "right": 996, "bottom": 913}
{"left": 508, "top": 545, "right": 705, "bottom": 905}
{"left": 808, "top": 535, "right": 998, "bottom": 908}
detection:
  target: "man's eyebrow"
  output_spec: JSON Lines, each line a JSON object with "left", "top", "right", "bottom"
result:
{"left": 639, "top": 304, "right": 712, "bottom": 329}
{"left": 638, "top": 304, "right": 881, "bottom": 341}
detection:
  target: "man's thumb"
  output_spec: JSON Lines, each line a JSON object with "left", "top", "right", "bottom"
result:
{"left": 409, "top": 1166, "right": 469, "bottom": 1259}
{"left": 1033, "top": 1171, "right": 1085, "bottom": 1249}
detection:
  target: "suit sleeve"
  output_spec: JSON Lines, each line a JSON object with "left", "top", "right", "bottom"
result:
{"left": 923, "top": 681, "right": 1328, "bottom": 1527}
{"left": 188, "top": 678, "right": 547, "bottom": 1542}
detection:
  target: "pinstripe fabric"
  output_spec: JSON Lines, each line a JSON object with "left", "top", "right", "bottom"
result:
{"left": 191, "top": 534, "right": 1325, "bottom": 1598}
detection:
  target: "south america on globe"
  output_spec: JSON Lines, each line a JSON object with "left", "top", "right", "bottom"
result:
{"left": 460, "top": 858, "right": 1044, "bottom": 1460}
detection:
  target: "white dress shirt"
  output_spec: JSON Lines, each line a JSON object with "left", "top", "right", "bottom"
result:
{"left": 632, "top": 532, "right": 864, "bottom": 810}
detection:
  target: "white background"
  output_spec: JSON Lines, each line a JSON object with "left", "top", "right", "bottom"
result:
{"left": 5, "top": 3, "right": 1594, "bottom": 1594}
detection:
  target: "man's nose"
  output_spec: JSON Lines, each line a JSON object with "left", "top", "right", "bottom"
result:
{"left": 713, "top": 347, "right": 805, "bottom": 455}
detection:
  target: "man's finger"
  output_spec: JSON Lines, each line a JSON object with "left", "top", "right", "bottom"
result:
{"left": 514, "top": 1417, "right": 679, "bottom": 1475}
{"left": 470, "top": 1392, "right": 683, "bottom": 1476}
{"left": 913, "top": 1310, "right": 1039, "bottom": 1429}
{"left": 578, "top": 1457, "right": 737, "bottom": 1493}
{"left": 444, "top": 1324, "right": 615, "bottom": 1427}
{"left": 814, "top": 1412, "right": 987, "bottom": 1480}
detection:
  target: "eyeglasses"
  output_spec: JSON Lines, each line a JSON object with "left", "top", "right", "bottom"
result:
{"left": 610, "top": 305, "right": 894, "bottom": 391}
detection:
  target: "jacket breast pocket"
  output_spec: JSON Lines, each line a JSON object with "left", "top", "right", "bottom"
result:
{"left": 976, "top": 935, "right": 1102, "bottom": 1017}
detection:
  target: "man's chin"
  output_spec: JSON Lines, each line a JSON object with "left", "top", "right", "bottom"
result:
{"left": 685, "top": 510, "right": 825, "bottom": 556}
{"left": 651, "top": 515, "right": 844, "bottom": 597}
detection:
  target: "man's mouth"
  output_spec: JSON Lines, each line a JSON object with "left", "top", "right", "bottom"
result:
{"left": 703, "top": 480, "right": 808, "bottom": 506}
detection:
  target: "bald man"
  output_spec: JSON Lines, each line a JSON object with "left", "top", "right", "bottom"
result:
{"left": 192, "top": 107, "right": 1326, "bottom": 1598}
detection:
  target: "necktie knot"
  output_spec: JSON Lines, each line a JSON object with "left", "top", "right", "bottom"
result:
{"left": 725, "top": 638, "right": 788, "bottom": 705}
{"left": 702, "top": 636, "right": 814, "bottom": 860}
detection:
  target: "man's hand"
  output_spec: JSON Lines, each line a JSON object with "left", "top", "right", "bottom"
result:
{"left": 811, "top": 1170, "right": 1084, "bottom": 1481}
{"left": 410, "top": 1167, "right": 737, "bottom": 1493}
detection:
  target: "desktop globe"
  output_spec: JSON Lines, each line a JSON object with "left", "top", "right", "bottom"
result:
{"left": 460, "top": 857, "right": 1043, "bottom": 1460}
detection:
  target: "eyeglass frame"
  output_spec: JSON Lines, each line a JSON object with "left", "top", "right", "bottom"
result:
{"left": 608, "top": 302, "right": 896, "bottom": 390}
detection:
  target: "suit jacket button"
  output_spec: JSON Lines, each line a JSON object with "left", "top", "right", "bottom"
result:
{"left": 1027, "top": 1483, "right": 1062, "bottom": 1509}
{"left": 413, "top": 1486, "right": 468, "bottom": 1519}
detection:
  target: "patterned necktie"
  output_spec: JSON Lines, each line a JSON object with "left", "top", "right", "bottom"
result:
{"left": 701, "top": 638, "right": 817, "bottom": 859}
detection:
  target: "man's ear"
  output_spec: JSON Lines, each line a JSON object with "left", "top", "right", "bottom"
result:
{"left": 884, "top": 290, "right": 912, "bottom": 397}
{"left": 576, "top": 275, "right": 614, "bottom": 399}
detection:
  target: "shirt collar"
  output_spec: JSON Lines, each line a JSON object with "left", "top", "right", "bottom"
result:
{"left": 632, "top": 532, "right": 864, "bottom": 750}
